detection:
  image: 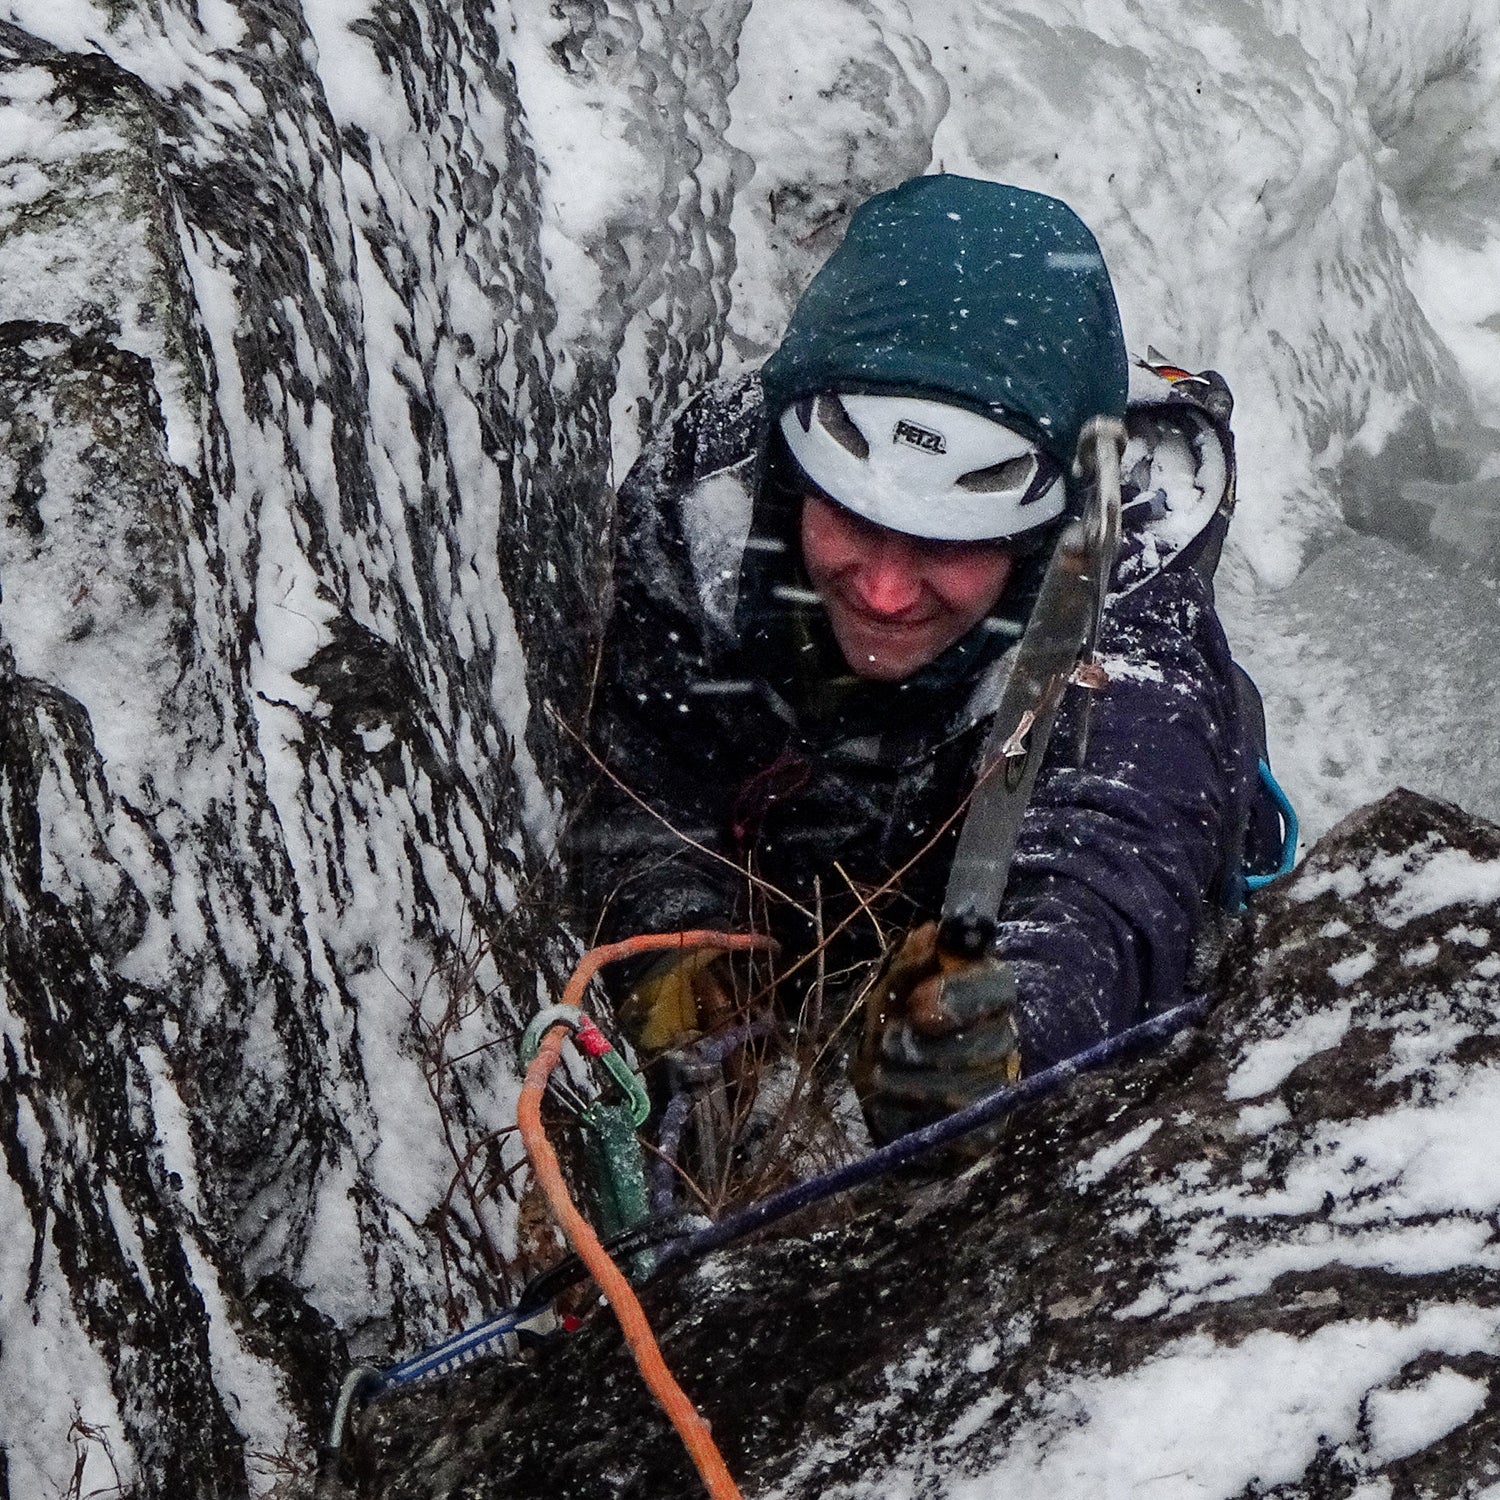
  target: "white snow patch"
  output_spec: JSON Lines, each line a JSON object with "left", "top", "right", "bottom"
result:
{"left": 1379, "top": 1015, "right": 1479, "bottom": 1085}
{"left": 1094, "top": 652, "right": 1166, "bottom": 685}
{"left": 139, "top": 1044, "right": 204, "bottom": 1217}
{"left": 1234, "top": 1098, "right": 1291, "bottom": 1136}
{"left": 1402, "top": 941, "right": 1441, "bottom": 967}
{"left": 1329, "top": 948, "right": 1378, "bottom": 986}
{"left": 1074, "top": 1118, "right": 1162, "bottom": 1187}
{"left": 1136, "top": 1061, "right": 1500, "bottom": 1315}
{"left": 682, "top": 468, "right": 755, "bottom": 627}
{"left": 178, "top": 1233, "right": 297, "bottom": 1477}
{"left": 1289, "top": 848, "right": 1417, "bottom": 906}
{"left": 937, "top": 1309, "right": 1500, "bottom": 1500}
{"left": 301, "top": 0, "right": 398, "bottom": 133}
{"left": 940, "top": 1389, "right": 1008, "bottom": 1448}
{"left": 1378, "top": 848, "right": 1500, "bottom": 926}
{"left": 103, "top": 1181, "right": 156, "bottom": 1299}
{"left": 1444, "top": 925, "right": 1491, "bottom": 946}
{"left": 1224, "top": 1005, "right": 1353, "bottom": 1099}
{"left": 1364, "top": 1366, "right": 1489, "bottom": 1464}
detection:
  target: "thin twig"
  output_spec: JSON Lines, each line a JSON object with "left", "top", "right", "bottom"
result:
{"left": 832, "top": 859, "right": 887, "bottom": 947}
{"left": 742, "top": 743, "right": 1010, "bottom": 1002}
{"left": 738, "top": 881, "right": 825, "bottom": 1195}
{"left": 808, "top": 875, "right": 825, "bottom": 1039}
{"left": 548, "top": 703, "right": 814, "bottom": 919}
{"left": 639, "top": 1136, "right": 717, "bottom": 1214}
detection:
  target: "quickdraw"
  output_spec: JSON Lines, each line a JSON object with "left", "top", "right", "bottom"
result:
{"left": 521, "top": 1003, "right": 654, "bottom": 1243}
{"left": 517, "top": 931, "right": 774, "bottom": 1500}
{"left": 330, "top": 979, "right": 1212, "bottom": 1482}
{"left": 520, "top": 1006, "right": 651, "bottom": 1129}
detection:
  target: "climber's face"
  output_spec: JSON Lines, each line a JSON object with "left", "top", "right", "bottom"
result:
{"left": 800, "top": 494, "right": 1015, "bottom": 682}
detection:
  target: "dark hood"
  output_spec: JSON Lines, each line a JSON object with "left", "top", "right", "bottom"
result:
{"left": 759, "top": 174, "right": 1128, "bottom": 471}
{"left": 738, "top": 176, "right": 1127, "bottom": 755}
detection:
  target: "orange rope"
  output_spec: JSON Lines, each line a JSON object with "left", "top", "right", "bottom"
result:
{"left": 519, "top": 930, "right": 773, "bottom": 1500}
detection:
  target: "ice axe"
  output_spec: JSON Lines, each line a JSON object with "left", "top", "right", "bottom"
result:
{"left": 935, "top": 415, "right": 1124, "bottom": 966}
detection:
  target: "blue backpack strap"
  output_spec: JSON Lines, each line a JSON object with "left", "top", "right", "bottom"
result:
{"left": 1219, "top": 663, "right": 1299, "bottom": 909}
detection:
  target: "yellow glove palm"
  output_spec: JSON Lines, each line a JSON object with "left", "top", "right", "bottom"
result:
{"left": 619, "top": 948, "right": 738, "bottom": 1053}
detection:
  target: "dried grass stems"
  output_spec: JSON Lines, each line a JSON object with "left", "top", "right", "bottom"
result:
{"left": 393, "top": 708, "right": 1008, "bottom": 1268}
{"left": 552, "top": 725, "right": 1006, "bottom": 1219}
{"left": 393, "top": 893, "right": 579, "bottom": 1319}
{"left": 61, "top": 1410, "right": 124, "bottom": 1500}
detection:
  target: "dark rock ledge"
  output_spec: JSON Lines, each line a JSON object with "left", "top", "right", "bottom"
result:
{"left": 333, "top": 789, "right": 1500, "bottom": 1500}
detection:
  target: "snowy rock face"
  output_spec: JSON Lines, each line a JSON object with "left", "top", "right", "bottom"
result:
{"left": 341, "top": 789, "right": 1500, "bottom": 1499}
{"left": 0, "top": 25, "right": 595, "bottom": 1500}
{"left": 2, "top": 1, "right": 1500, "bottom": 1494}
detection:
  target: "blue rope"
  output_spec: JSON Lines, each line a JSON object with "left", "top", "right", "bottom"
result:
{"left": 651, "top": 994, "right": 1210, "bottom": 1273}
{"left": 338, "top": 994, "right": 1209, "bottom": 1434}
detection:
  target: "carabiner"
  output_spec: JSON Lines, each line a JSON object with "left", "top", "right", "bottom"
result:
{"left": 522, "top": 1006, "right": 651, "bottom": 1128}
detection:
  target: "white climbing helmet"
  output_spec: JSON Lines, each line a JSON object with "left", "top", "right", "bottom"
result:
{"left": 779, "top": 391, "right": 1065, "bottom": 542}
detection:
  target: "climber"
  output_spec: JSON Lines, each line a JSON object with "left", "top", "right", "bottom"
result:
{"left": 569, "top": 173, "right": 1284, "bottom": 1144}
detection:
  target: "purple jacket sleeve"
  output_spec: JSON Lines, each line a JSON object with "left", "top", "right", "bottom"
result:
{"left": 995, "top": 562, "right": 1249, "bottom": 1071}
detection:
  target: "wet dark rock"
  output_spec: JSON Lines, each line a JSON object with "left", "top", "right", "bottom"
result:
{"left": 0, "top": 5, "right": 793, "bottom": 1489}
{"left": 1, "top": 667, "right": 252, "bottom": 1498}
{"left": 339, "top": 790, "right": 1500, "bottom": 1499}
{"left": 0, "top": 21, "right": 605, "bottom": 1494}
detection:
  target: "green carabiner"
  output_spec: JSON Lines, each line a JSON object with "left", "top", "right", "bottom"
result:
{"left": 520, "top": 1005, "right": 653, "bottom": 1243}
{"left": 521, "top": 1005, "right": 651, "bottom": 1128}
{"left": 592, "top": 1042, "right": 652, "bottom": 1129}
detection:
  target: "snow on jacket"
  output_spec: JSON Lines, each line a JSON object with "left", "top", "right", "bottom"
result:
{"left": 570, "top": 363, "right": 1263, "bottom": 1072}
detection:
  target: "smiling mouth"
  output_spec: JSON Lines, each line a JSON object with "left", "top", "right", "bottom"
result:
{"left": 835, "top": 598, "right": 937, "bottom": 633}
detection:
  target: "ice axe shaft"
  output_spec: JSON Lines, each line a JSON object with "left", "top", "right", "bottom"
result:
{"left": 938, "top": 417, "right": 1124, "bottom": 962}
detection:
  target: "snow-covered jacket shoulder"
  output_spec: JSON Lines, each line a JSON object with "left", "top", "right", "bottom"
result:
{"left": 611, "top": 371, "right": 763, "bottom": 654}
{"left": 1116, "top": 356, "right": 1237, "bottom": 592}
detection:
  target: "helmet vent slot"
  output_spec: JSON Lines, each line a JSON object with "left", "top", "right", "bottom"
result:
{"left": 955, "top": 453, "right": 1037, "bottom": 495}
{"left": 815, "top": 392, "right": 870, "bottom": 460}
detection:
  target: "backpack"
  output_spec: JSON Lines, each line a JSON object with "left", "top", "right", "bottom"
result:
{"left": 1126, "top": 351, "right": 1297, "bottom": 905}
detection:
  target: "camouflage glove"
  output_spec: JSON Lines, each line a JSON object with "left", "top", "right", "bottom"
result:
{"left": 618, "top": 948, "right": 741, "bottom": 1053}
{"left": 855, "top": 920, "right": 1022, "bottom": 1144}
